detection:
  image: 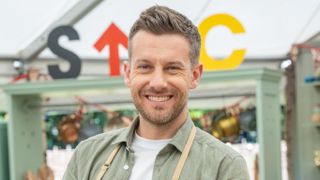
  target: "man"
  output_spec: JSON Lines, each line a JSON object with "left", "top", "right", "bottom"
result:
{"left": 63, "top": 5, "right": 250, "bottom": 180}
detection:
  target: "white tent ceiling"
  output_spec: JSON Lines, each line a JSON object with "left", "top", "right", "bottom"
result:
{"left": 1, "top": 0, "right": 320, "bottom": 60}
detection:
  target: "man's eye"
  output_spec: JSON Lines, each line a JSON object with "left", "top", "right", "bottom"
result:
{"left": 166, "top": 66, "right": 180, "bottom": 71}
{"left": 138, "top": 65, "right": 149, "bottom": 69}
{"left": 137, "top": 64, "right": 151, "bottom": 70}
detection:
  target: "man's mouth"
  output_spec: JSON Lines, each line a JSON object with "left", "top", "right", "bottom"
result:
{"left": 146, "top": 95, "right": 173, "bottom": 102}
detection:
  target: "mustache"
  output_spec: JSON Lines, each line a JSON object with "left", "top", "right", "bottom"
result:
{"left": 141, "top": 87, "right": 173, "bottom": 94}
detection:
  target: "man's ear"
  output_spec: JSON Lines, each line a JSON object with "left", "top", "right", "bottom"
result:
{"left": 190, "top": 64, "right": 203, "bottom": 89}
{"left": 123, "top": 61, "right": 131, "bottom": 87}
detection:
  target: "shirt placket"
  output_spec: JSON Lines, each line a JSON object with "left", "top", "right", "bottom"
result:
{"left": 120, "top": 145, "right": 135, "bottom": 180}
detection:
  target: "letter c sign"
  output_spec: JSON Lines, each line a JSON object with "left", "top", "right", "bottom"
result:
{"left": 198, "top": 14, "right": 246, "bottom": 71}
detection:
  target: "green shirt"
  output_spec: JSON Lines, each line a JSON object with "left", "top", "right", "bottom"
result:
{"left": 63, "top": 116, "right": 250, "bottom": 180}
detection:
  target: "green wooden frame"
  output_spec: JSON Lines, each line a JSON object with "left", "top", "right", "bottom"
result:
{"left": 291, "top": 40, "right": 320, "bottom": 180}
{"left": 0, "top": 122, "right": 9, "bottom": 180}
{"left": 1, "top": 68, "right": 282, "bottom": 180}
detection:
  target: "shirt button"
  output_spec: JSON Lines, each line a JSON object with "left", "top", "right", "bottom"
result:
{"left": 123, "top": 164, "right": 129, "bottom": 170}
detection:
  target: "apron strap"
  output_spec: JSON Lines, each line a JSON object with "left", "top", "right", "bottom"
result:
{"left": 172, "top": 125, "right": 196, "bottom": 180}
{"left": 95, "top": 143, "right": 121, "bottom": 180}
{"left": 96, "top": 125, "right": 196, "bottom": 180}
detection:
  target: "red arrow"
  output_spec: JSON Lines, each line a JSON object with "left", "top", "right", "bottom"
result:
{"left": 94, "top": 23, "right": 128, "bottom": 76}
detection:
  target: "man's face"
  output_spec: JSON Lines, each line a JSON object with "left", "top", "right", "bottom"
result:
{"left": 124, "top": 31, "right": 202, "bottom": 126}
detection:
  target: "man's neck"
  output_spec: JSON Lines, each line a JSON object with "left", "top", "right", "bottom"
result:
{"left": 136, "top": 110, "right": 188, "bottom": 140}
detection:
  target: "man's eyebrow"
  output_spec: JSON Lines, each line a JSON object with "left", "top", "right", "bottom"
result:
{"left": 167, "top": 61, "right": 184, "bottom": 67}
{"left": 134, "top": 59, "right": 150, "bottom": 64}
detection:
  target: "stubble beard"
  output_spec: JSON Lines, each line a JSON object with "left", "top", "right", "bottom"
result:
{"left": 132, "top": 92, "right": 187, "bottom": 126}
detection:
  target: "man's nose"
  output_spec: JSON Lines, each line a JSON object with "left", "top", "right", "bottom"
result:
{"left": 149, "top": 69, "right": 167, "bottom": 91}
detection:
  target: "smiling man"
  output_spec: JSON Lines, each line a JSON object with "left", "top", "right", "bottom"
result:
{"left": 63, "top": 5, "right": 250, "bottom": 180}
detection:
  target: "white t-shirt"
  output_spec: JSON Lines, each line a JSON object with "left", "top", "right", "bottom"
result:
{"left": 129, "top": 133, "right": 171, "bottom": 180}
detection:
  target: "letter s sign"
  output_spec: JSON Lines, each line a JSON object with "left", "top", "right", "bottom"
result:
{"left": 198, "top": 14, "right": 246, "bottom": 71}
{"left": 47, "top": 26, "right": 82, "bottom": 79}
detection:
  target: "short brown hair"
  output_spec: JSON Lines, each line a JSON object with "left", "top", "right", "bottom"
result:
{"left": 128, "top": 5, "right": 201, "bottom": 66}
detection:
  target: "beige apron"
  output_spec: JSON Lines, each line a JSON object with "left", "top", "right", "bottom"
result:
{"left": 96, "top": 126, "right": 196, "bottom": 180}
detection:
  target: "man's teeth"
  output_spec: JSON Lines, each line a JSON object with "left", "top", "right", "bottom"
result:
{"left": 148, "top": 96, "right": 170, "bottom": 102}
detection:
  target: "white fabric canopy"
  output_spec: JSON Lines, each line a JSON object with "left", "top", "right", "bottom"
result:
{"left": 1, "top": 0, "right": 320, "bottom": 60}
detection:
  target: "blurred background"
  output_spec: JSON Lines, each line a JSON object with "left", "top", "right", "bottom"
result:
{"left": 0, "top": 0, "right": 320, "bottom": 179}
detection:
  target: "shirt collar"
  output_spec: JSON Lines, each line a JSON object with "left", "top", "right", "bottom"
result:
{"left": 168, "top": 114, "right": 194, "bottom": 152}
{"left": 111, "top": 116, "right": 139, "bottom": 147}
{"left": 111, "top": 114, "right": 194, "bottom": 152}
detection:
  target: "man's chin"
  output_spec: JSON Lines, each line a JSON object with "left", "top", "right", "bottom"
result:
{"left": 145, "top": 118, "right": 173, "bottom": 126}
{"left": 140, "top": 112, "right": 174, "bottom": 126}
